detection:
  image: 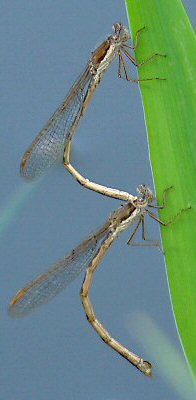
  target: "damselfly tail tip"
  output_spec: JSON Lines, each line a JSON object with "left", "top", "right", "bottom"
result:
{"left": 137, "top": 359, "right": 153, "bottom": 377}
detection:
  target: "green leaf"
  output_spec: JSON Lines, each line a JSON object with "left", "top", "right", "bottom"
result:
{"left": 126, "top": 0, "right": 196, "bottom": 379}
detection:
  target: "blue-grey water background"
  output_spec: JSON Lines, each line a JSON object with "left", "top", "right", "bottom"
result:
{"left": 1, "top": 1, "right": 196, "bottom": 399}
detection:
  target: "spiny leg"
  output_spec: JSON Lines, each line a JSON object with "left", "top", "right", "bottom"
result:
{"left": 118, "top": 52, "right": 137, "bottom": 82}
{"left": 119, "top": 26, "right": 166, "bottom": 81}
{"left": 118, "top": 52, "right": 124, "bottom": 79}
{"left": 122, "top": 47, "right": 166, "bottom": 68}
{"left": 127, "top": 216, "right": 161, "bottom": 249}
{"left": 127, "top": 217, "right": 143, "bottom": 245}
{"left": 123, "top": 27, "right": 146, "bottom": 50}
{"left": 139, "top": 52, "right": 167, "bottom": 67}
{"left": 147, "top": 206, "right": 191, "bottom": 227}
{"left": 119, "top": 51, "right": 165, "bottom": 82}
{"left": 118, "top": 52, "right": 138, "bottom": 82}
{"left": 142, "top": 216, "right": 146, "bottom": 240}
{"left": 131, "top": 241, "right": 161, "bottom": 249}
{"left": 148, "top": 186, "right": 174, "bottom": 210}
{"left": 80, "top": 232, "right": 153, "bottom": 376}
{"left": 127, "top": 26, "right": 146, "bottom": 50}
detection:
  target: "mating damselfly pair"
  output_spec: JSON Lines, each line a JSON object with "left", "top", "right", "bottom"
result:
{"left": 10, "top": 22, "right": 175, "bottom": 376}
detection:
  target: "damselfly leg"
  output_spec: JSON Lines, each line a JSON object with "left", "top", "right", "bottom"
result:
{"left": 118, "top": 26, "right": 166, "bottom": 82}
{"left": 127, "top": 186, "right": 191, "bottom": 246}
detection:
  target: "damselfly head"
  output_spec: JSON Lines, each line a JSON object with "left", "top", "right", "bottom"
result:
{"left": 112, "top": 22, "right": 130, "bottom": 43}
{"left": 137, "top": 185, "right": 154, "bottom": 204}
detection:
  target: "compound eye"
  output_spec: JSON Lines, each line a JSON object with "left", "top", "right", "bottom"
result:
{"left": 137, "top": 184, "right": 144, "bottom": 195}
{"left": 113, "top": 22, "right": 121, "bottom": 34}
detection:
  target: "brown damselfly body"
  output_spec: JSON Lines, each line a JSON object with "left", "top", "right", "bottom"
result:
{"left": 9, "top": 185, "right": 187, "bottom": 376}
{"left": 21, "top": 23, "right": 165, "bottom": 189}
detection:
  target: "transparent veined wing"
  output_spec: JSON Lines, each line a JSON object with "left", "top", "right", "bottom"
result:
{"left": 9, "top": 222, "right": 110, "bottom": 317}
{"left": 21, "top": 66, "right": 93, "bottom": 180}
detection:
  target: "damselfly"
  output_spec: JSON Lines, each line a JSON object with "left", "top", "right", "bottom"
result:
{"left": 21, "top": 23, "right": 165, "bottom": 185}
{"left": 9, "top": 185, "right": 184, "bottom": 376}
